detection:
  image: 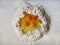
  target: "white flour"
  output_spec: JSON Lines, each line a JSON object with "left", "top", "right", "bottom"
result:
{"left": 12, "top": 2, "right": 50, "bottom": 42}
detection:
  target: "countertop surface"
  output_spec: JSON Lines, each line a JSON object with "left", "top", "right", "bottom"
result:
{"left": 0, "top": 0, "right": 60, "bottom": 45}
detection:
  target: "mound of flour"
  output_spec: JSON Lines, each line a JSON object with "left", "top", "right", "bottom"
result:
{"left": 12, "top": 2, "right": 50, "bottom": 42}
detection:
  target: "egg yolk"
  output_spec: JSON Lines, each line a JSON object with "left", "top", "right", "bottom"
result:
{"left": 26, "top": 15, "right": 32, "bottom": 21}
{"left": 31, "top": 22, "right": 36, "bottom": 27}
{"left": 23, "top": 21, "right": 29, "bottom": 27}
{"left": 32, "top": 15, "right": 38, "bottom": 20}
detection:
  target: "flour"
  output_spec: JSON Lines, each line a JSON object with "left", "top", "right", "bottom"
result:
{"left": 12, "top": 2, "right": 50, "bottom": 42}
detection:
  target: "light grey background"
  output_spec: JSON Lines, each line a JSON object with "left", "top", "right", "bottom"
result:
{"left": 0, "top": 0, "right": 60, "bottom": 45}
